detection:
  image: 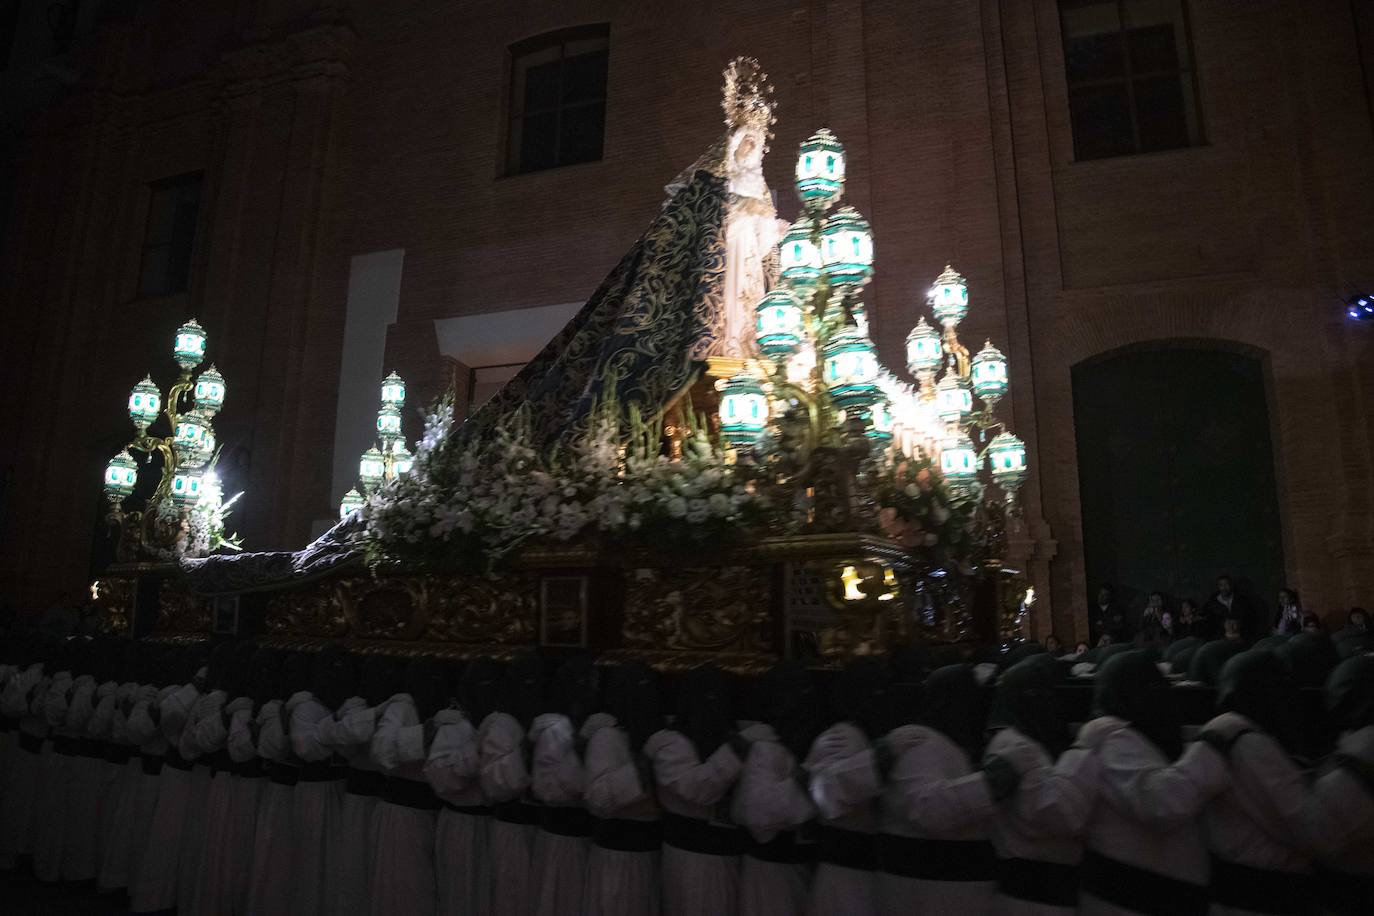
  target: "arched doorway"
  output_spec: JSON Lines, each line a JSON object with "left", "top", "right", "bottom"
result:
{"left": 1071, "top": 344, "right": 1284, "bottom": 627}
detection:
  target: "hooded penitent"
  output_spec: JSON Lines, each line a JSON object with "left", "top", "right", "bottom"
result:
{"left": 312, "top": 645, "right": 356, "bottom": 711}
{"left": 888, "top": 646, "right": 931, "bottom": 728}
{"left": 1094, "top": 649, "right": 1180, "bottom": 759}
{"left": 246, "top": 648, "right": 281, "bottom": 711}
{"left": 360, "top": 655, "right": 403, "bottom": 707}
{"left": 1187, "top": 639, "right": 1245, "bottom": 686}
{"left": 918, "top": 664, "right": 985, "bottom": 758}
{"left": 498, "top": 653, "right": 545, "bottom": 729}
{"left": 1216, "top": 650, "right": 1296, "bottom": 745}
{"left": 990, "top": 655, "right": 1067, "bottom": 757}
{"left": 678, "top": 665, "right": 733, "bottom": 758}
{"left": 406, "top": 658, "right": 450, "bottom": 721}
{"left": 1325, "top": 655, "right": 1374, "bottom": 732}
{"left": 1275, "top": 632, "right": 1340, "bottom": 689}
{"left": 546, "top": 656, "right": 599, "bottom": 728}
{"left": 459, "top": 658, "right": 503, "bottom": 725}
{"left": 757, "top": 661, "right": 822, "bottom": 760}
{"left": 607, "top": 662, "right": 663, "bottom": 751}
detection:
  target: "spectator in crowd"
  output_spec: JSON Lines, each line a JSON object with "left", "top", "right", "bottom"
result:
{"left": 1274, "top": 588, "right": 1303, "bottom": 636}
{"left": 1174, "top": 598, "right": 1208, "bottom": 640}
{"left": 1222, "top": 617, "right": 1243, "bottom": 641}
{"left": 1302, "top": 612, "right": 1323, "bottom": 634}
{"left": 1204, "top": 575, "right": 1256, "bottom": 642}
{"left": 1344, "top": 608, "right": 1368, "bottom": 633}
{"left": 1073, "top": 641, "right": 1090, "bottom": 658}
{"left": 1044, "top": 634, "right": 1063, "bottom": 657}
{"left": 1091, "top": 585, "right": 1131, "bottom": 647}
{"left": 1136, "top": 592, "right": 1174, "bottom": 649}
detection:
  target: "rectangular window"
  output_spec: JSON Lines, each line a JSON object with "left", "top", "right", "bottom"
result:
{"left": 137, "top": 172, "right": 202, "bottom": 299}
{"left": 1059, "top": 0, "right": 1203, "bottom": 160}
{"left": 507, "top": 26, "right": 609, "bottom": 175}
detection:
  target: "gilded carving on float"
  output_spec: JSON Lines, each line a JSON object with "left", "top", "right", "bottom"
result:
{"left": 154, "top": 579, "right": 211, "bottom": 636}
{"left": 623, "top": 565, "right": 770, "bottom": 654}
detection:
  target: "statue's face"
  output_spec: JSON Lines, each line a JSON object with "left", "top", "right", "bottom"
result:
{"left": 732, "top": 126, "right": 765, "bottom": 171}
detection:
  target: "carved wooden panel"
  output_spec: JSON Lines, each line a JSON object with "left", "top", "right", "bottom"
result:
{"left": 623, "top": 565, "right": 772, "bottom": 654}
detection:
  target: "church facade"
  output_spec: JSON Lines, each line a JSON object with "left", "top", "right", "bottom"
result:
{"left": 1, "top": 0, "right": 1371, "bottom": 638}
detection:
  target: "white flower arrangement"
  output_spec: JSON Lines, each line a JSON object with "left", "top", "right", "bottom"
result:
{"left": 359, "top": 398, "right": 772, "bottom": 569}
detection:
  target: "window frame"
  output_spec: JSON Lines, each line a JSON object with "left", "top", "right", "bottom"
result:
{"left": 504, "top": 24, "right": 610, "bottom": 176}
{"left": 135, "top": 171, "right": 204, "bottom": 300}
{"left": 1058, "top": 0, "right": 1205, "bottom": 161}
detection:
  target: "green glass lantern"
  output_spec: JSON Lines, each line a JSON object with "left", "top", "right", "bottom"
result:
{"left": 794, "top": 128, "right": 846, "bottom": 208}
{"left": 339, "top": 487, "right": 365, "bottom": 520}
{"left": 173, "top": 319, "right": 207, "bottom": 372}
{"left": 822, "top": 326, "right": 880, "bottom": 409}
{"left": 988, "top": 431, "right": 1028, "bottom": 494}
{"left": 359, "top": 448, "right": 386, "bottom": 490}
{"left": 103, "top": 450, "right": 138, "bottom": 500}
{"left": 392, "top": 444, "right": 415, "bottom": 477}
{"left": 779, "top": 217, "right": 822, "bottom": 289}
{"left": 173, "top": 409, "right": 212, "bottom": 468}
{"left": 755, "top": 288, "right": 804, "bottom": 360}
{"left": 936, "top": 372, "right": 973, "bottom": 424}
{"left": 905, "top": 316, "right": 943, "bottom": 376}
{"left": 938, "top": 432, "right": 979, "bottom": 489}
{"left": 929, "top": 265, "right": 969, "bottom": 328}
{"left": 819, "top": 206, "right": 874, "bottom": 289}
{"left": 128, "top": 376, "right": 162, "bottom": 432}
{"left": 377, "top": 404, "right": 403, "bottom": 439}
{"left": 971, "top": 341, "right": 1008, "bottom": 404}
{"left": 170, "top": 467, "right": 204, "bottom": 505}
{"left": 193, "top": 365, "right": 227, "bottom": 416}
{"left": 863, "top": 397, "right": 895, "bottom": 445}
{"left": 718, "top": 373, "right": 769, "bottom": 447}
{"left": 381, "top": 371, "right": 406, "bottom": 408}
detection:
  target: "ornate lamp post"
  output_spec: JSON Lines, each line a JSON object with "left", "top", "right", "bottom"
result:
{"left": 340, "top": 371, "right": 416, "bottom": 518}
{"left": 102, "top": 319, "right": 241, "bottom": 560}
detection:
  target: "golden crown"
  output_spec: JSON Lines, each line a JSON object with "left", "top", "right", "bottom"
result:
{"left": 721, "top": 57, "right": 776, "bottom": 137}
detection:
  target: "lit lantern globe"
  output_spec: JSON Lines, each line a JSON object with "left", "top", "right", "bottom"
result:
{"left": 359, "top": 448, "right": 386, "bottom": 490}
{"left": 935, "top": 372, "right": 974, "bottom": 423}
{"left": 988, "top": 431, "right": 1028, "bottom": 493}
{"left": 377, "top": 404, "right": 403, "bottom": 439}
{"left": 819, "top": 207, "right": 874, "bottom": 290}
{"left": 755, "top": 288, "right": 804, "bottom": 360}
{"left": 864, "top": 397, "right": 895, "bottom": 445}
{"left": 391, "top": 444, "right": 415, "bottom": 477}
{"left": 795, "top": 128, "right": 846, "bottom": 208}
{"left": 173, "top": 409, "right": 212, "bottom": 467}
{"left": 718, "top": 373, "right": 769, "bottom": 447}
{"left": 193, "top": 365, "right": 227, "bottom": 416}
{"left": 173, "top": 319, "right": 208, "bottom": 372}
{"left": 822, "top": 326, "right": 880, "bottom": 410}
{"left": 779, "top": 217, "right": 822, "bottom": 289}
{"left": 381, "top": 371, "right": 406, "bottom": 408}
{"left": 103, "top": 450, "right": 139, "bottom": 500}
{"left": 938, "top": 432, "right": 979, "bottom": 490}
{"left": 170, "top": 468, "right": 204, "bottom": 505}
{"left": 128, "top": 376, "right": 162, "bottom": 432}
{"left": 905, "top": 316, "right": 943, "bottom": 376}
{"left": 929, "top": 265, "right": 969, "bottom": 328}
{"left": 971, "top": 341, "right": 1008, "bottom": 403}
{"left": 339, "top": 488, "right": 365, "bottom": 520}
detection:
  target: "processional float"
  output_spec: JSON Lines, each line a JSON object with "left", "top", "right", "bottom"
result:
{"left": 95, "top": 59, "right": 1035, "bottom": 668}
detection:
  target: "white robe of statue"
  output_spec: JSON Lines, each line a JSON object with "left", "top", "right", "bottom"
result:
{"left": 716, "top": 124, "right": 789, "bottom": 360}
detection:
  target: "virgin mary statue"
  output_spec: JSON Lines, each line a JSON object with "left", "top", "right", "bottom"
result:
{"left": 186, "top": 58, "right": 787, "bottom": 592}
